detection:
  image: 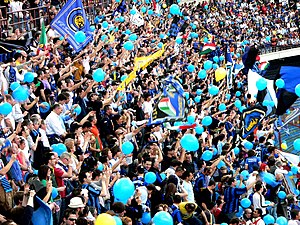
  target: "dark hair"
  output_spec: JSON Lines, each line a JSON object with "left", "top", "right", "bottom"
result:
{"left": 291, "top": 209, "right": 300, "bottom": 220}
{"left": 173, "top": 194, "right": 181, "bottom": 204}
{"left": 112, "top": 202, "right": 125, "bottom": 213}
{"left": 92, "top": 169, "right": 101, "bottom": 180}
{"left": 182, "top": 171, "right": 191, "bottom": 180}
{"left": 38, "top": 165, "right": 50, "bottom": 180}
{"left": 13, "top": 192, "right": 24, "bottom": 206}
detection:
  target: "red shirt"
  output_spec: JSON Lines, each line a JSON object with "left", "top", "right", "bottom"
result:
{"left": 54, "top": 167, "right": 66, "bottom": 198}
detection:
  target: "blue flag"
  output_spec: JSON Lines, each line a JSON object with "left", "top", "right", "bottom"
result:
{"left": 225, "top": 44, "right": 233, "bottom": 64}
{"left": 149, "top": 76, "right": 186, "bottom": 125}
{"left": 50, "top": 0, "right": 93, "bottom": 52}
{"left": 241, "top": 104, "right": 266, "bottom": 139}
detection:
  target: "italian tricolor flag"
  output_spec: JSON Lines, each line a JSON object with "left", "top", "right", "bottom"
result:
{"left": 158, "top": 97, "right": 176, "bottom": 117}
{"left": 200, "top": 43, "right": 216, "bottom": 55}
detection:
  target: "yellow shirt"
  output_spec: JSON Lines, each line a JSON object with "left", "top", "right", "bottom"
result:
{"left": 179, "top": 202, "right": 198, "bottom": 220}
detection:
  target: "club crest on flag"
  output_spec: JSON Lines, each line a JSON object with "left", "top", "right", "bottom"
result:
{"left": 68, "top": 8, "right": 85, "bottom": 31}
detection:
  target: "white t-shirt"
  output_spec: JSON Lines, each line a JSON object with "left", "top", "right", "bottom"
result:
{"left": 182, "top": 180, "right": 195, "bottom": 202}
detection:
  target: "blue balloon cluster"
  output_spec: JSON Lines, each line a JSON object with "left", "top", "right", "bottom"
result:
{"left": 180, "top": 134, "right": 199, "bottom": 152}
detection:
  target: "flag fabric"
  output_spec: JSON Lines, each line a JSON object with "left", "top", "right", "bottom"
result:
{"left": 241, "top": 104, "right": 267, "bottom": 139}
{"left": 112, "top": 0, "right": 127, "bottom": 16}
{"left": 200, "top": 43, "right": 216, "bottom": 55}
{"left": 117, "top": 45, "right": 166, "bottom": 91}
{"left": 39, "top": 21, "right": 47, "bottom": 47}
{"left": 32, "top": 196, "right": 53, "bottom": 225}
{"left": 225, "top": 44, "right": 233, "bottom": 64}
{"left": 50, "top": 0, "right": 93, "bottom": 52}
{"left": 149, "top": 76, "right": 186, "bottom": 125}
{"left": 130, "top": 7, "right": 144, "bottom": 27}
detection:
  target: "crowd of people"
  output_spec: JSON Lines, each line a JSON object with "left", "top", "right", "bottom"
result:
{"left": 0, "top": 0, "right": 300, "bottom": 224}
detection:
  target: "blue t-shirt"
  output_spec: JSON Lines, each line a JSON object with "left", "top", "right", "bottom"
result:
{"left": 245, "top": 156, "right": 261, "bottom": 173}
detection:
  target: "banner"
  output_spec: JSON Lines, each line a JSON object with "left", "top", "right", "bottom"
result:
{"left": 130, "top": 6, "right": 144, "bottom": 27}
{"left": 50, "top": 0, "right": 93, "bottom": 52}
{"left": 241, "top": 104, "right": 267, "bottom": 139}
{"left": 149, "top": 76, "right": 186, "bottom": 124}
{"left": 117, "top": 45, "right": 165, "bottom": 91}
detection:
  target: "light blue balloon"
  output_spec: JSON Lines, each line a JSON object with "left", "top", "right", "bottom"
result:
{"left": 158, "top": 42, "right": 163, "bottom": 48}
{"left": 159, "top": 33, "right": 165, "bottom": 39}
{"left": 276, "top": 217, "right": 288, "bottom": 225}
{"left": 125, "top": 29, "right": 131, "bottom": 35}
{"left": 213, "top": 56, "right": 219, "bottom": 63}
{"left": 23, "top": 72, "right": 35, "bottom": 83}
{"left": 176, "top": 38, "right": 182, "bottom": 44}
{"left": 294, "top": 139, "right": 300, "bottom": 151}
{"left": 122, "top": 141, "right": 134, "bottom": 154}
{"left": 217, "top": 160, "right": 225, "bottom": 169}
{"left": 180, "top": 134, "right": 199, "bottom": 152}
{"left": 148, "top": 9, "right": 154, "bottom": 15}
{"left": 278, "top": 191, "right": 286, "bottom": 199}
{"left": 145, "top": 172, "right": 156, "bottom": 184}
{"left": 102, "top": 21, "right": 109, "bottom": 28}
{"left": 141, "top": 212, "right": 152, "bottom": 224}
{"left": 295, "top": 84, "right": 300, "bottom": 97}
{"left": 219, "top": 55, "right": 225, "bottom": 61}
{"left": 90, "top": 25, "right": 96, "bottom": 32}
{"left": 153, "top": 211, "right": 173, "bottom": 225}
{"left": 202, "top": 116, "right": 212, "bottom": 126}
{"left": 93, "top": 68, "right": 106, "bottom": 82}
{"left": 121, "top": 75, "right": 128, "bottom": 81}
{"left": 202, "top": 150, "right": 213, "bottom": 161}
{"left": 39, "top": 102, "right": 50, "bottom": 113}
{"left": 204, "top": 60, "right": 213, "bottom": 70}
{"left": 73, "top": 105, "right": 81, "bottom": 115}
{"left": 119, "top": 16, "right": 125, "bottom": 22}
{"left": 160, "top": 173, "right": 166, "bottom": 181}
{"left": 170, "top": 4, "right": 180, "bottom": 15}
{"left": 256, "top": 78, "right": 267, "bottom": 91}
{"left": 141, "top": 6, "right": 147, "bottom": 13}
{"left": 212, "top": 64, "right": 219, "bottom": 70}
{"left": 52, "top": 187, "right": 58, "bottom": 199}
{"left": 218, "top": 103, "right": 226, "bottom": 111}
{"left": 187, "top": 115, "right": 195, "bottom": 124}
{"left": 0, "top": 102, "right": 12, "bottom": 116}
{"left": 244, "top": 141, "right": 253, "bottom": 150}
{"left": 129, "top": 34, "right": 138, "bottom": 41}
{"left": 74, "top": 31, "right": 86, "bottom": 43}
{"left": 208, "top": 85, "right": 219, "bottom": 95}
{"left": 235, "top": 100, "right": 242, "bottom": 108}
{"left": 195, "top": 96, "right": 201, "bottom": 103}
{"left": 113, "top": 178, "right": 135, "bottom": 201}
{"left": 236, "top": 91, "right": 241, "bottom": 97}
{"left": 264, "top": 214, "right": 275, "bottom": 225}
{"left": 52, "top": 143, "right": 67, "bottom": 156}
{"left": 240, "top": 170, "right": 249, "bottom": 180}
{"left": 241, "top": 198, "right": 251, "bottom": 208}
{"left": 234, "top": 147, "right": 240, "bottom": 155}
{"left": 184, "top": 92, "right": 189, "bottom": 100}
{"left": 98, "top": 162, "right": 104, "bottom": 171}
{"left": 196, "top": 89, "right": 202, "bottom": 95}
{"left": 113, "top": 216, "right": 122, "bottom": 225}
{"left": 236, "top": 180, "right": 245, "bottom": 188}
{"left": 12, "top": 86, "right": 29, "bottom": 102}
{"left": 203, "top": 37, "right": 209, "bottom": 43}
{"left": 266, "top": 36, "right": 271, "bottom": 42}
{"left": 198, "top": 70, "right": 207, "bottom": 79}
{"left": 130, "top": 9, "right": 137, "bottom": 15}
{"left": 226, "top": 93, "right": 231, "bottom": 99}
{"left": 195, "top": 126, "right": 204, "bottom": 134}
{"left": 101, "top": 34, "right": 108, "bottom": 41}
{"left": 123, "top": 41, "right": 134, "bottom": 50}
{"left": 10, "top": 82, "right": 20, "bottom": 91}
{"left": 187, "top": 64, "right": 195, "bottom": 72}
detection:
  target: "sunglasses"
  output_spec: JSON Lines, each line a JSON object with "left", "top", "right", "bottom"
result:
{"left": 68, "top": 218, "right": 77, "bottom": 221}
